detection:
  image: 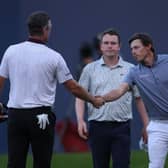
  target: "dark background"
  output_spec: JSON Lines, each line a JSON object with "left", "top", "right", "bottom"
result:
{"left": 0, "top": 0, "right": 168, "bottom": 153}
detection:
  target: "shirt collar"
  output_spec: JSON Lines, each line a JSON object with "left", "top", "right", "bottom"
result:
{"left": 28, "top": 38, "right": 46, "bottom": 45}
{"left": 139, "top": 54, "right": 158, "bottom": 68}
{"left": 99, "top": 56, "right": 124, "bottom": 68}
{"left": 153, "top": 54, "right": 158, "bottom": 65}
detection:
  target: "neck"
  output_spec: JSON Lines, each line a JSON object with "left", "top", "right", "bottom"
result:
{"left": 143, "top": 52, "right": 155, "bottom": 67}
{"left": 103, "top": 55, "right": 119, "bottom": 67}
{"left": 28, "top": 35, "right": 46, "bottom": 44}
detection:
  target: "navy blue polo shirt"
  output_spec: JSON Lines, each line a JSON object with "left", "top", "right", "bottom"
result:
{"left": 124, "top": 54, "right": 168, "bottom": 120}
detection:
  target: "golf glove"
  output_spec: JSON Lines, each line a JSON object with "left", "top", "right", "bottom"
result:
{"left": 36, "top": 114, "right": 49, "bottom": 130}
{"left": 139, "top": 137, "right": 148, "bottom": 152}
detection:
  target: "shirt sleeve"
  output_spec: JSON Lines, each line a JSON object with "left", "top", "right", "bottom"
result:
{"left": 123, "top": 67, "right": 135, "bottom": 87}
{"left": 78, "top": 65, "right": 90, "bottom": 90}
{"left": 0, "top": 46, "right": 11, "bottom": 78}
{"left": 56, "top": 55, "right": 73, "bottom": 83}
{"left": 123, "top": 66, "right": 140, "bottom": 97}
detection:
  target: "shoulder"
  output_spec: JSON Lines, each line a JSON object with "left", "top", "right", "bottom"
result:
{"left": 157, "top": 54, "right": 168, "bottom": 61}
{"left": 121, "top": 59, "right": 136, "bottom": 70}
{"left": 158, "top": 54, "right": 168, "bottom": 57}
{"left": 46, "top": 47, "right": 62, "bottom": 57}
{"left": 9, "top": 41, "right": 30, "bottom": 48}
{"left": 122, "top": 60, "right": 139, "bottom": 75}
{"left": 82, "top": 59, "right": 100, "bottom": 71}
{"left": 5, "top": 42, "right": 26, "bottom": 52}
{"left": 44, "top": 46, "right": 66, "bottom": 62}
{"left": 2, "top": 43, "right": 24, "bottom": 57}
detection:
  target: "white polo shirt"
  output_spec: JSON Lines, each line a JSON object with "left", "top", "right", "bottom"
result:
{"left": 0, "top": 41, "right": 73, "bottom": 108}
{"left": 79, "top": 57, "right": 140, "bottom": 121}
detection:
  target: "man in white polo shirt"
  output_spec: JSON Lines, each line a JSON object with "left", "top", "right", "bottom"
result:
{"left": 0, "top": 11, "right": 104, "bottom": 168}
{"left": 75, "top": 29, "right": 148, "bottom": 168}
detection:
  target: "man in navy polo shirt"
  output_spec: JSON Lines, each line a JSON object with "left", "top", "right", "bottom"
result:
{"left": 102, "top": 33, "right": 168, "bottom": 168}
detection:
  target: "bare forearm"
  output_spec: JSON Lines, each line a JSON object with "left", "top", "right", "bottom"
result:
{"left": 64, "top": 79, "right": 105, "bottom": 108}
{"left": 135, "top": 97, "right": 149, "bottom": 127}
{"left": 64, "top": 79, "right": 94, "bottom": 103}
{"left": 0, "top": 76, "right": 6, "bottom": 94}
{"left": 103, "top": 89, "right": 122, "bottom": 102}
{"left": 103, "top": 83, "right": 129, "bottom": 102}
{"left": 75, "top": 98, "right": 85, "bottom": 122}
{"left": 71, "top": 83, "right": 94, "bottom": 103}
{"left": 0, "top": 76, "right": 6, "bottom": 91}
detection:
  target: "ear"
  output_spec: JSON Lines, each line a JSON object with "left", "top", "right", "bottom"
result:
{"left": 146, "top": 44, "right": 152, "bottom": 51}
{"left": 100, "top": 42, "right": 103, "bottom": 51}
{"left": 41, "top": 27, "right": 46, "bottom": 35}
{"left": 44, "top": 25, "right": 49, "bottom": 31}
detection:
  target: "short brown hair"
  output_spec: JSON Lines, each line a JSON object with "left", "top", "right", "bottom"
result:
{"left": 98, "top": 28, "right": 121, "bottom": 44}
{"left": 27, "top": 11, "right": 50, "bottom": 36}
{"left": 129, "top": 33, "right": 155, "bottom": 53}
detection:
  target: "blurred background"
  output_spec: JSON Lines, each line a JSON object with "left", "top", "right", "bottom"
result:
{"left": 0, "top": 0, "right": 168, "bottom": 154}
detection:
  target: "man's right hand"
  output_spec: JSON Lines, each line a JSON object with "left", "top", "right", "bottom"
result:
{"left": 77, "top": 120, "right": 88, "bottom": 140}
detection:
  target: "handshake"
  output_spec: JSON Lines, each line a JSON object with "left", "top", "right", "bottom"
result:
{"left": 91, "top": 96, "right": 106, "bottom": 108}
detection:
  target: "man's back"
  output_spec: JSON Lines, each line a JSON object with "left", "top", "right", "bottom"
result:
{"left": 0, "top": 41, "right": 66, "bottom": 108}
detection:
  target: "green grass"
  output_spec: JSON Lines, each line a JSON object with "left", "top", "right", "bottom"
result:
{"left": 0, "top": 151, "right": 167, "bottom": 168}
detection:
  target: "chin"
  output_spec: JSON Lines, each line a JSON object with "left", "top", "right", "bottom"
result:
{"left": 134, "top": 57, "right": 140, "bottom": 62}
{"left": 107, "top": 53, "right": 116, "bottom": 57}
